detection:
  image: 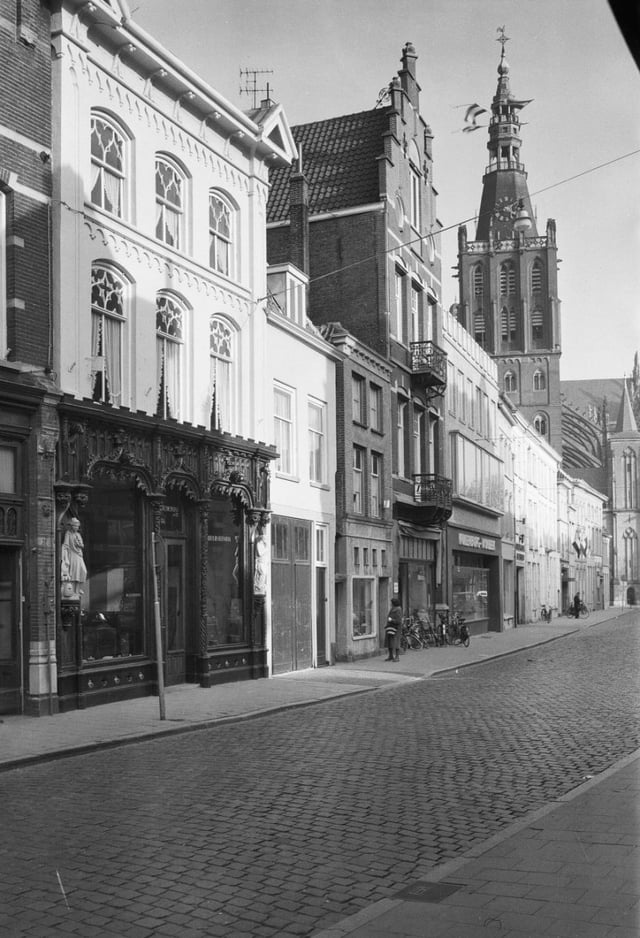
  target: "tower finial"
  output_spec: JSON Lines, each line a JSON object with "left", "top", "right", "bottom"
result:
{"left": 496, "top": 25, "right": 510, "bottom": 55}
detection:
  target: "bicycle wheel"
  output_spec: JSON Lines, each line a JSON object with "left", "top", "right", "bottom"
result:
{"left": 463, "top": 635, "right": 470, "bottom": 647}
{"left": 579, "top": 606, "right": 590, "bottom": 619}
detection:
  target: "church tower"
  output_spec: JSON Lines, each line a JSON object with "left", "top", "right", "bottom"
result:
{"left": 456, "top": 31, "right": 562, "bottom": 454}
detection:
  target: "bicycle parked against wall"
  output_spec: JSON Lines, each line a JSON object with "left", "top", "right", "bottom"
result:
{"left": 400, "top": 617, "right": 424, "bottom": 651}
{"left": 448, "top": 612, "right": 470, "bottom": 647}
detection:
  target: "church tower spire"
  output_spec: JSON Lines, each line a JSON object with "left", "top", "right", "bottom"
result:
{"left": 456, "top": 29, "right": 563, "bottom": 455}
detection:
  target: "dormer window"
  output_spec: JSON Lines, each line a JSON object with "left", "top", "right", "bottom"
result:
{"left": 267, "top": 264, "right": 307, "bottom": 326}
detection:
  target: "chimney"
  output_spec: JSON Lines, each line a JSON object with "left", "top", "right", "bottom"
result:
{"left": 289, "top": 143, "right": 309, "bottom": 275}
{"left": 399, "top": 42, "right": 420, "bottom": 108}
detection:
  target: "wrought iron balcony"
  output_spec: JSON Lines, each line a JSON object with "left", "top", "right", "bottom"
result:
{"left": 409, "top": 341, "right": 447, "bottom": 395}
{"left": 411, "top": 473, "right": 453, "bottom": 524}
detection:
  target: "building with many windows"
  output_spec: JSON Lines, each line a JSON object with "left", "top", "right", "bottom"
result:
{"left": 268, "top": 43, "right": 452, "bottom": 631}
{"left": 0, "top": 0, "right": 55, "bottom": 715}
{"left": 40, "top": 0, "right": 296, "bottom": 712}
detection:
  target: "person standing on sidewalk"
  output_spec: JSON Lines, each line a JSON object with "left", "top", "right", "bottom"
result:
{"left": 385, "top": 596, "right": 403, "bottom": 662}
{"left": 573, "top": 592, "right": 581, "bottom": 618}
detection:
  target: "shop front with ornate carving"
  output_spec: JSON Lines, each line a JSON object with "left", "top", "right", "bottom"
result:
{"left": 56, "top": 399, "right": 274, "bottom": 710}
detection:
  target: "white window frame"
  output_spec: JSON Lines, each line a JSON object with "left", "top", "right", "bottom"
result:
{"left": 209, "top": 191, "right": 234, "bottom": 277}
{"left": 90, "top": 112, "right": 127, "bottom": 219}
{"left": 396, "top": 399, "right": 407, "bottom": 478}
{"left": 91, "top": 263, "right": 127, "bottom": 407}
{"left": 308, "top": 398, "right": 327, "bottom": 485}
{"left": 155, "top": 155, "right": 186, "bottom": 251}
{"left": 369, "top": 384, "right": 382, "bottom": 432}
{"left": 156, "top": 292, "right": 186, "bottom": 421}
{"left": 370, "top": 452, "right": 382, "bottom": 518}
{"left": 210, "top": 316, "right": 234, "bottom": 432}
{"left": 274, "top": 384, "right": 295, "bottom": 476}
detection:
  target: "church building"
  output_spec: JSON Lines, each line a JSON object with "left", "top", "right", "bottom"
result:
{"left": 455, "top": 32, "right": 562, "bottom": 455}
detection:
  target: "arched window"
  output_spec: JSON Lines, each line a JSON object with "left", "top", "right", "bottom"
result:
{"left": 155, "top": 155, "right": 185, "bottom": 250}
{"left": 531, "top": 259, "right": 543, "bottom": 294}
{"left": 501, "top": 306, "right": 516, "bottom": 342}
{"left": 91, "top": 264, "right": 127, "bottom": 405}
{"left": 210, "top": 316, "right": 233, "bottom": 431}
{"left": 533, "top": 413, "right": 548, "bottom": 437}
{"left": 473, "top": 264, "right": 484, "bottom": 297}
{"left": 623, "top": 528, "right": 638, "bottom": 581}
{"left": 499, "top": 261, "right": 516, "bottom": 296}
{"left": 504, "top": 371, "right": 517, "bottom": 393}
{"left": 623, "top": 448, "right": 638, "bottom": 508}
{"left": 90, "top": 113, "right": 127, "bottom": 217}
{"left": 209, "top": 192, "right": 234, "bottom": 277}
{"left": 533, "top": 369, "right": 546, "bottom": 391}
{"left": 156, "top": 293, "right": 185, "bottom": 420}
{"left": 532, "top": 306, "right": 544, "bottom": 344}
{"left": 473, "top": 312, "right": 486, "bottom": 349}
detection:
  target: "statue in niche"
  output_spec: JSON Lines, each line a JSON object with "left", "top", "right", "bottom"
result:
{"left": 61, "top": 517, "right": 87, "bottom": 600}
{"left": 254, "top": 533, "right": 268, "bottom": 596}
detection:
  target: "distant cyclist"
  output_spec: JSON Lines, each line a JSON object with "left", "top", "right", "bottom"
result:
{"left": 572, "top": 592, "right": 581, "bottom": 618}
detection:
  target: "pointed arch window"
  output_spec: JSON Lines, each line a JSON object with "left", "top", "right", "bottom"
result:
{"left": 533, "top": 413, "right": 548, "bottom": 438}
{"left": 499, "top": 262, "right": 516, "bottom": 296}
{"left": 533, "top": 369, "right": 546, "bottom": 391}
{"left": 623, "top": 528, "right": 638, "bottom": 581}
{"left": 156, "top": 293, "right": 185, "bottom": 420}
{"left": 531, "top": 259, "right": 543, "bottom": 294}
{"left": 90, "top": 113, "right": 126, "bottom": 218}
{"left": 504, "top": 371, "right": 517, "bottom": 393}
{"left": 209, "top": 192, "right": 234, "bottom": 277}
{"left": 623, "top": 448, "right": 637, "bottom": 508}
{"left": 501, "top": 306, "right": 516, "bottom": 342}
{"left": 210, "top": 316, "right": 233, "bottom": 431}
{"left": 473, "top": 312, "right": 486, "bottom": 349}
{"left": 155, "top": 156, "right": 185, "bottom": 250}
{"left": 91, "top": 264, "right": 126, "bottom": 405}
{"left": 532, "top": 306, "right": 544, "bottom": 344}
{"left": 473, "top": 264, "right": 484, "bottom": 297}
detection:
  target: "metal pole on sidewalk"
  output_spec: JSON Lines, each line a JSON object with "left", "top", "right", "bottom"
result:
{"left": 151, "top": 532, "right": 166, "bottom": 721}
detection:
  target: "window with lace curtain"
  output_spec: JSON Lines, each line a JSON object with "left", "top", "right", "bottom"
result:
{"left": 156, "top": 293, "right": 185, "bottom": 420}
{"left": 210, "top": 316, "right": 232, "bottom": 431}
{"left": 91, "top": 264, "right": 126, "bottom": 405}
{"left": 209, "top": 192, "right": 233, "bottom": 276}
{"left": 90, "top": 114, "right": 126, "bottom": 217}
{"left": 155, "top": 156, "right": 185, "bottom": 250}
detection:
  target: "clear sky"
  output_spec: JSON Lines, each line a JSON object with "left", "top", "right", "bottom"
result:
{"left": 134, "top": 0, "right": 640, "bottom": 381}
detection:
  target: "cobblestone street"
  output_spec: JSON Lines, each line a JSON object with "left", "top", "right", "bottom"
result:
{"left": 2, "top": 615, "right": 639, "bottom": 938}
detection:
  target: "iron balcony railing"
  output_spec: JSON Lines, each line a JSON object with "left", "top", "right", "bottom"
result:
{"left": 412, "top": 473, "right": 453, "bottom": 509}
{"left": 409, "top": 340, "right": 448, "bottom": 390}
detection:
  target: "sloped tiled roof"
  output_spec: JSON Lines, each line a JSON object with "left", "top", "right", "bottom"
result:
{"left": 560, "top": 378, "right": 624, "bottom": 429}
{"left": 267, "top": 109, "right": 389, "bottom": 223}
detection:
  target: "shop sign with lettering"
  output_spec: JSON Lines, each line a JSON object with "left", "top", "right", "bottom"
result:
{"left": 457, "top": 532, "right": 498, "bottom": 553}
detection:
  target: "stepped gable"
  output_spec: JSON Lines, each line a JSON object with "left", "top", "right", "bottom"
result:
{"left": 267, "top": 109, "right": 388, "bottom": 224}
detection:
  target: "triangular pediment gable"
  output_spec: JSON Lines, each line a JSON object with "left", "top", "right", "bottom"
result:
{"left": 249, "top": 103, "right": 297, "bottom": 167}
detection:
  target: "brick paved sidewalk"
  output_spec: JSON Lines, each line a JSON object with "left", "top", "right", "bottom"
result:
{"left": 312, "top": 748, "right": 640, "bottom": 938}
{"left": 0, "top": 606, "right": 629, "bottom": 771}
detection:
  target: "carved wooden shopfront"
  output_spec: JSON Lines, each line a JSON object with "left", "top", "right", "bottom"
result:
{"left": 56, "top": 399, "right": 274, "bottom": 710}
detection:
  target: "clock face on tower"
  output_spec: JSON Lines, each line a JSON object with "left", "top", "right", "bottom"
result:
{"left": 495, "top": 195, "right": 514, "bottom": 222}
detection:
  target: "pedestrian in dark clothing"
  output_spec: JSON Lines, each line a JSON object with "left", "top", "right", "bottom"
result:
{"left": 573, "top": 593, "right": 581, "bottom": 618}
{"left": 385, "top": 596, "right": 403, "bottom": 662}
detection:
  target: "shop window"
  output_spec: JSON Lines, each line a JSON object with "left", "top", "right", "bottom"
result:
{"left": 206, "top": 495, "right": 246, "bottom": 645}
{"left": 83, "top": 481, "right": 144, "bottom": 661}
{"left": 452, "top": 555, "right": 489, "bottom": 622}
{"left": 352, "top": 577, "right": 375, "bottom": 637}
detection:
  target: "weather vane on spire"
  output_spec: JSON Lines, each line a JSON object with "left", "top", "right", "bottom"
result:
{"left": 496, "top": 26, "right": 510, "bottom": 55}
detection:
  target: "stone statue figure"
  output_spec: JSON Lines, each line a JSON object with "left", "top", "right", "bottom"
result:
{"left": 61, "top": 517, "right": 87, "bottom": 599}
{"left": 254, "top": 534, "right": 268, "bottom": 596}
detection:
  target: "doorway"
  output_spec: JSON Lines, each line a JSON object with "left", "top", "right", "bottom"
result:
{"left": 0, "top": 547, "right": 20, "bottom": 714}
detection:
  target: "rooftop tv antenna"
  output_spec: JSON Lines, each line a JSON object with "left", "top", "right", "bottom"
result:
{"left": 239, "top": 67, "right": 274, "bottom": 108}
